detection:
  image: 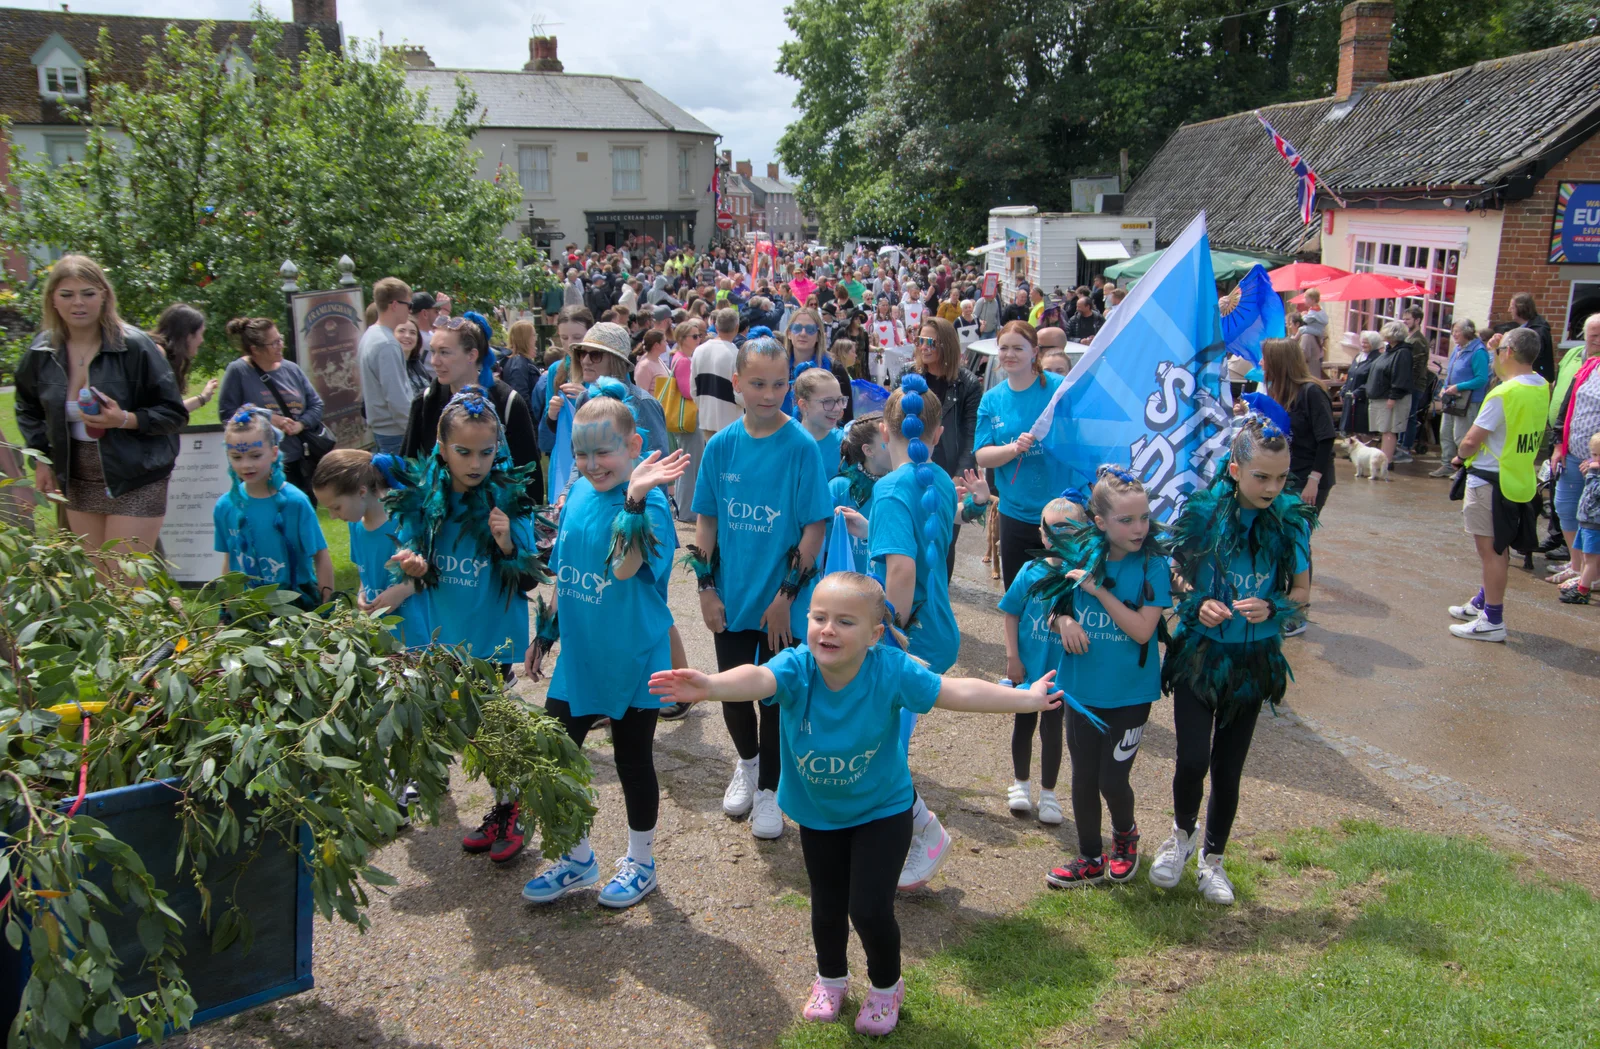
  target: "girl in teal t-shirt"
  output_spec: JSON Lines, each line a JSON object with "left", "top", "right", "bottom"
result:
{"left": 650, "top": 572, "right": 1061, "bottom": 1037}
{"left": 521, "top": 385, "right": 690, "bottom": 911}
{"left": 794, "top": 413, "right": 891, "bottom": 637}
{"left": 1030, "top": 467, "right": 1172, "bottom": 891}
{"left": 794, "top": 364, "right": 847, "bottom": 479}
{"left": 312, "top": 448, "right": 431, "bottom": 649}
{"left": 1155, "top": 416, "right": 1313, "bottom": 907}
{"left": 212, "top": 406, "right": 332, "bottom": 609}
{"left": 688, "top": 334, "right": 833, "bottom": 842}
{"left": 997, "top": 494, "right": 1088, "bottom": 828}
{"left": 387, "top": 386, "right": 550, "bottom": 866}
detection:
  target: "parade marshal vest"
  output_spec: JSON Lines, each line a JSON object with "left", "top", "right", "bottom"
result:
{"left": 1468, "top": 377, "right": 1549, "bottom": 502}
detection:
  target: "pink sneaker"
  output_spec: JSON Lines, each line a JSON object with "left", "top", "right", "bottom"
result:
{"left": 854, "top": 978, "right": 905, "bottom": 1036}
{"left": 802, "top": 977, "right": 846, "bottom": 1022}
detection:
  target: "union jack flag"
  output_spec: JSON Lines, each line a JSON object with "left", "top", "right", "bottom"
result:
{"left": 1255, "top": 111, "right": 1324, "bottom": 225}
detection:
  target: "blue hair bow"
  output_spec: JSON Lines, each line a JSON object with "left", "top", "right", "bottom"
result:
{"left": 1240, "top": 392, "right": 1291, "bottom": 439}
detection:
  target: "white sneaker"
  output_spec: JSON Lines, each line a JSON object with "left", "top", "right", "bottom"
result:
{"left": 1449, "top": 614, "right": 1506, "bottom": 643}
{"left": 1036, "top": 790, "right": 1063, "bottom": 825}
{"left": 1197, "top": 850, "right": 1236, "bottom": 905}
{"left": 1149, "top": 823, "right": 1198, "bottom": 889}
{"left": 897, "top": 814, "right": 952, "bottom": 891}
{"left": 1007, "top": 781, "right": 1033, "bottom": 816}
{"left": 723, "top": 761, "right": 757, "bottom": 817}
{"left": 750, "top": 788, "right": 784, "bottom": 839}
{"left": 1447, "top": 598, "right": 1482, "bottom": 621}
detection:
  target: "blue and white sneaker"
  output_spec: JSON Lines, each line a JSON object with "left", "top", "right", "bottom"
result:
{"left": 597, "top": 856, "right": 657, "bottom": 909}
{"left": 520, "top": 853, "right": 600, "bottom": 904}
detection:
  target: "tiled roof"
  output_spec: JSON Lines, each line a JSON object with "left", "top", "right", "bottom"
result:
{"left": 1123, "top": 36, "right": 1600, "bottom": 256}
{"left": 749, "top": 176, "right": 796, "bottom": 195}
{"left": 406, "top": 68, "right": 716, "bottom": 137}
{"left": 0, "top": 6, "right": 339, "bottom": 124}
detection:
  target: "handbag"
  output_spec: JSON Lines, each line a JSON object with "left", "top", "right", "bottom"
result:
{"left": 653, "top": 371, "right": 697, "bottom": 434}
{"left": 255, "top": 365, "right": 336, "bottom": 468}
{"left": 1439, "top": 389, "right": 1471, "bottom": 417}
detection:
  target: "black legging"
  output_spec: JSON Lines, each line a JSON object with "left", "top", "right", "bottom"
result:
{"left": 1170, "top": 682, "right": 1263, "bottom": 856}
{"left": 799, "top": 807, "right": 914, "bottom": 988}
{"left": 945, "top": 521, "right": 961, "bottom": 581}
{"left": 997, "top": 510, "right": 1038, "bottom": 589}
{"left": 545, "top": 698, "right": 660, "bottom": 832}
{"left": 1011, "top": 707, "right": 1064, "bottom": 788}
{"left": 1066, "top": 703, "right": 1151, "bottom": 857}
{"left": 713, "top": 629, "right": 781, "bottom": 792}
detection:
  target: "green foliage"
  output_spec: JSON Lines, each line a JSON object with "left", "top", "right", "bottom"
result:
{"left": 0, "top": 12, "right": 552, "bottom": 375}
{"left": 0, "top": 521, "right": 593, "bottom": 1047}
{"left": 784, "top": 0, "right": 1596, "bottom": 245}
{"left": 462, "top": 695, "right": 596, "bottom": 858}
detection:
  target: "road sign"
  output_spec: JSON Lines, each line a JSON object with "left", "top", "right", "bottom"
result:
{"left": 717, "top": 211, "right": 734, "bottom": 230}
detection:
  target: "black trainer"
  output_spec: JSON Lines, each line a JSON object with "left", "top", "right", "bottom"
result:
{"left": 658, "top": 702, "right": 692, "bottom": 722}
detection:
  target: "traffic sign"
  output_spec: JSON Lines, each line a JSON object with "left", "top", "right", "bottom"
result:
{"left": 716, "top": 211, "right": 734, "bottom": 230}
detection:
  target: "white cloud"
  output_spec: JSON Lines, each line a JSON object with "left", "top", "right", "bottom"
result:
{"left": 10, "top": 0, "right": 798, "bottom": 175}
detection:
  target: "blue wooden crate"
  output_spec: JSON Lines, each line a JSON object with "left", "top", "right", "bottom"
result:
{"left": 0, "top": 779, "right": 314, "bottom": 1047}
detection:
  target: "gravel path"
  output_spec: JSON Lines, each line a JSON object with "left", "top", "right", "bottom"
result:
{"left": 171, "top": 518, "right": 1598, "bottom": 1049}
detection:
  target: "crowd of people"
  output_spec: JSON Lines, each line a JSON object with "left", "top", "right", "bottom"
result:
{"left": 10, "top": 241, "right": 1595, "bottom": 1038}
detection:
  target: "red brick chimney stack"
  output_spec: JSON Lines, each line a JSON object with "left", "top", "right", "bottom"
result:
{"left": 1336, "top": 1, "right": 1394, "bottom": 100}
{"left": 735, "top": 160, "right": 753, "bottom": 178}
{"left": 291, "top": 0, "right": 337, "bottom": 23}
{"left": 767, "top": 163, "right": 780, "bottom": 180}
{"left": 525, "top": 36, "right": 563, "bottom": 73}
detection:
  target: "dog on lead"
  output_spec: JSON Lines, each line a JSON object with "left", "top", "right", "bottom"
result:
{"left": 1335, "top": 436, "right": 1391, "bottom": 481}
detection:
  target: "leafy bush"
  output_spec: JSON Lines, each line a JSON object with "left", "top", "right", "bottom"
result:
{"left": 0, "top": 523, "right": 591, "bottom": 1048}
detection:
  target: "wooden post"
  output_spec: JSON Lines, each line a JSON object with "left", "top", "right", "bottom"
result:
{"left": 1119, "top": 149, "right": 1129, "bottom": 190}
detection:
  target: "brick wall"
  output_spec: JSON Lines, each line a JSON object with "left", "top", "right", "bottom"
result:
{"left": 1335, "top": 1, "right": 1395, "bottom": 100}
{"left": 1490, "top": 130, "right": 1600, "bottom": 340}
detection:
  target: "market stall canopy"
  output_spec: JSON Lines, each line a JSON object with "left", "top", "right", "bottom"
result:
{"left": 1079, "top": 240, "right": 1132, "bottom": 261}
{"left": 1267, "top": 262, "right": 1350, "bottom": 292}
{"left": 1290, "top": 271, "right": 1427, "bottom": 304}
{"left": 1105, "top": 248, "right": 1276, "bottom": 284}
{"left": 968, "top": 240, "right": 1006, "bottom": 256}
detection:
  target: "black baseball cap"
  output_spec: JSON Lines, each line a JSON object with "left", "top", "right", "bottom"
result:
{"left": 410, "top": 291, "right": 437, "bottom": 312}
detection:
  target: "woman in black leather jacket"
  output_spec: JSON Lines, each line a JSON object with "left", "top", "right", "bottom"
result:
{"left": 14, "top": 255, "right": 188, "bottom": 568}
{"left": 913, "top": 316, "right": 983, "bottom": 579}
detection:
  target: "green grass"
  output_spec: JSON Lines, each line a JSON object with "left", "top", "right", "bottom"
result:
{"left": 2, "top": 371, "right": 359, "bottom": 590}
{"left": 779, "top": 823, "right": 1600, "bottom": 1048}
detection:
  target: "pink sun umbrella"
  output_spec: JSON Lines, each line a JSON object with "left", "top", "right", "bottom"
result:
{"left": 1268, "top": 262, "right": 1349, "bottom": 292}
{"left": 1291, "top": 271, "right": 1428, "bottom": 304}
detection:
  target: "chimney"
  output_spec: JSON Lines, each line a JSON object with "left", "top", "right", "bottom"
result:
{"left": 1336, "top": 1, "right": 1394, "bottom": 100}
{"left": 396, "top": 45, "right": 433, "bottom": 69}
{"left": 736, "top": 160, "right": 753, "bottom": 178}
{"left": 291, "top": 0, "right": 337, "bottom": 23}
{"left": 721, "top": 150, "right": 732, "bottom": 166}
{"left": 767, "top": 163, "right": 780, "bottom": 180}
{"left": 525, "top": 35, "right": 564, "bottom": 73}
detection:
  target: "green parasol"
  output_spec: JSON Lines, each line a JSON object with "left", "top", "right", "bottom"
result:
{"left": 1105, "top": 248, "right": 1283, "bottom": 286}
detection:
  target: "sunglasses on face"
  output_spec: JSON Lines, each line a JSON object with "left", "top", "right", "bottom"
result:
{"left": 578, "top": 349, "right": 611, "bottom": 363}
{"left": 916, "top": 336, "right": 937, "bottom": 347}
{"left": 789, "top": 324, "right": 820, "bottom": 335}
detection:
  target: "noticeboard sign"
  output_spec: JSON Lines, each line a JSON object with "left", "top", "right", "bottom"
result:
{"left": 159, "top": 425, "right": 230, "bottom": 584}
{"left": 1550, "top": 182, "right": 1600, "bottom": 264}
{"left": 290, "top": 289, "right": 366, "bottom": 448}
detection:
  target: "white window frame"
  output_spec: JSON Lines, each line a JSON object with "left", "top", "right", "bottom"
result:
{"left": 517, "top": 144, "right": 552, "bottom": 197}
{"left": 43, "top": 131, "right": 86, "bottom": 168}
{"left": 678, "top": 147, "right": 693, "bottom": 196}
{"left": 40, "top": 65, "right": 84, "bottom": 99}
{"left": 1344, "top": 223, "right": 1467, "bottom": 358}
{"left": 611, "top": 145, "right": 643, "bottom": 197}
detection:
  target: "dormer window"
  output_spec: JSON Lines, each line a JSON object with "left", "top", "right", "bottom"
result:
{"left": 33, "top": 34, "right": 88, "bottom": 100}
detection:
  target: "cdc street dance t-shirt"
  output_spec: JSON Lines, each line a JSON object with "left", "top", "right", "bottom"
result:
{"left": 212, "top": 482, "right": 326, "bottom": 590}
{"left": 692, "top": 418, "right": 832, "bottom": 633}
{"left": 974, "top": 371, "right": 1071, "bottom": 523}
{"left": 548, "top": 479, "right": 676, "bottom": 718}
{"left": 1190, "top": 511, "right": 1308, "bottom": 645}
{"left": 427, "top": 493, "right": 535, "bottom": 664}
{"left": 762, "top": 643, "right": 942, "bottom": 831}
{"left": 997, "top": 559, "right": 1062, "bottom": 687}
{"left": 1059, "top": 552, "right": 1171, "bottom": 706}
{"left": 348, "top": 517, "right": 432, "bottom": 648}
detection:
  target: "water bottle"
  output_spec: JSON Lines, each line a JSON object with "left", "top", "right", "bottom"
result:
{"left": 77, "top": 387, "right": 101, "bottom": 417}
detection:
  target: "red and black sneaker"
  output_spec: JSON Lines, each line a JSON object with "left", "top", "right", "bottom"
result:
{"left": 488, "top": 803, "right": 525, "bottom": 863}
{"left": 1107, "top": 825, "right": 1141, "bottom": 883}
{"left": 462, "top": 802, "right": 510, "bottom": 854}
{"left": 1045, "top": 854, "right": 1106, "bottom": 889}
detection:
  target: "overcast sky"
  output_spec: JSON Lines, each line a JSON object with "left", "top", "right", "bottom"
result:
{"left": 15, "top": 0, "right": 797, "bottom": 174}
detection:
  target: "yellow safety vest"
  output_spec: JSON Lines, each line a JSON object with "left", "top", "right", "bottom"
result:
{"left": 1467, "top": 377, "right": 1549, "bottom": 502}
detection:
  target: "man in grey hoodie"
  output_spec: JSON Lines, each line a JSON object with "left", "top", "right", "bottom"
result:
{"left": 358, "top": 277, "right": 414, "bottom": 454}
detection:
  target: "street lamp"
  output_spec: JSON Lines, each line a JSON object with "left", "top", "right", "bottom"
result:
{"left": 279, "top": 260, "right": 300, "bottom": 363}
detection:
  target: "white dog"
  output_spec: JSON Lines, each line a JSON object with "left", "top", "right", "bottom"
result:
{"left": 1337, "top": 436, "right": 1391, "bottom": 481}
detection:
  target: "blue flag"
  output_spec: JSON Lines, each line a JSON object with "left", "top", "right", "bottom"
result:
{"left": 1221, "top": 263, "right": 1285, "bottom": 365}
{"left": 821, "top": 507, "right": 858, "bottom": 576}
{"left": 547, "top": 396, "right": 576, "bottom": 502}
{"left": 851, "top": 378, "right": 889, "bottom": 418}
{"left": 1028, "top": 213, "right": 1232, "bottom": 522}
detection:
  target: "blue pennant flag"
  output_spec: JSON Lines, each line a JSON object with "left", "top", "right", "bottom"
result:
{"left": 821, "top": 507, "right": 858, "bottom": 576}
{"left": 547, "top": 396, "right": 576, "bottom": 501}
{"left": 851, "top": 378, "right": 889, "bottom": 418}
{"left": 1027, "top": 213, "right": 1232, "bottom": 522}
{"left": 1221, "top": 263, "right": 1285, "bottom": 365}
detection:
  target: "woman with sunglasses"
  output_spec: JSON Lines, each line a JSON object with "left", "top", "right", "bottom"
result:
{"left": 914, "top": 317, "right": 983, "bottom": 579}
{"left": 401, "top": 312, "right": 540, "bottom": 486}
{"left": 783, "top": 308, "right": 853, "bottom": 423}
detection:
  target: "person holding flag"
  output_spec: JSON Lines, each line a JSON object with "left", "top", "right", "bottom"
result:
{"left": 974, "top": 322, "right": 1073, "bottom": 586}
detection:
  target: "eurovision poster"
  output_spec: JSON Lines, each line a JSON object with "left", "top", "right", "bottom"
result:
{"left": 1549, "top": 182, "right": 1600, "bottom": 264}
{"left": 291, "top": 288, "right": 366, "bottom": 448}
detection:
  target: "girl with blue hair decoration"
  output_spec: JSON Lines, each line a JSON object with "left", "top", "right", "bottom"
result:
{"left": 1150, "top": 412, "right": 1314, "bottom": 907}
{"left": 388, "top": 385, "right": 551, "bottom": 864}
{"left": 520, "top": 380, "right": 689, "bottom": 910}
{"left": 212, "top": 404, "right": 332, "bottom": 610}
{"left": 865, "top": 376, "right": 960, "bottom": 892}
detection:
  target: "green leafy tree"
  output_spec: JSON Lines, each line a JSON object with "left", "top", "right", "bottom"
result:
{"left": 0, "top": 14, "right": 549, "bottom": 374}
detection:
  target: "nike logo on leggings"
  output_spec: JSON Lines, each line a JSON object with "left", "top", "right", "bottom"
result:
{"left": 1112, "top": 726, "right": 1144, "bottom": 762}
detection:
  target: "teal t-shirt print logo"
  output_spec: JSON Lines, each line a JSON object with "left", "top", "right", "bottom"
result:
{"left": 793, "top": 744, "right": 880, "bottom": 788}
